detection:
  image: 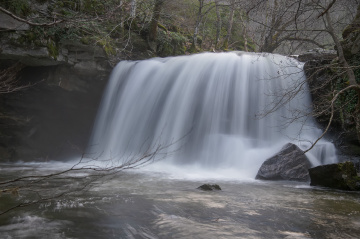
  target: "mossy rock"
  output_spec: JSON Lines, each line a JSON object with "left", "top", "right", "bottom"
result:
{"left": 156, "top": 30, "right": 187, "bottom": 57}
{"left": 130, "top": 32, "right": 149, "bottom": 52}
{"left": 80, "top": 36, "right": 91, "bottom": 45}
{"left": 47, "top": 39, "right": 59, "bottom": 60}
{"left": 309, "top": 161, "right": 360, "bottom": 191}
{"left": 197, "top": 184, "right": 222, "bottom": 191}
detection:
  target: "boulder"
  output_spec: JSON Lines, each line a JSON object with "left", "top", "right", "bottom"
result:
{"left": 309, "top": 161, "right": 360, "bottom": 191}
{"left": 256, "top": 143, "right": 311, "bottom": 182}
{"left": 197, "top": 184, "right": 221, "bottom": 191}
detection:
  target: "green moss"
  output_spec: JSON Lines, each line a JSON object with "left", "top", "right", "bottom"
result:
{"left": 156, "top": 30, "right": 187, "bottom": 57}
{"left": 169, "top": 25, "right": 180, "bottom": 33}
{"left": 337, "top": 162, "right": 360, "bottom": 190}
{"left": 157, "top": 23, "right": 168, "bottom": 32}
{"left": 96, "top": 36, "right": 116, "bottom": 56}
{"left": 47, "top": 40, "right": 59, "bottom": 60}
{"left": 83, "top": 0, "right": 105, "bottom": 14}
{"left": 188, "top": 43, "right": 198, "bottom": 53}
{"left": 63, "top": 0, "right": 81, "bottom": 11}
{"left": 196, "top": 36, "right": 203, "bottom": 45}
{"left": 15, "top": 30, "right": 44, "bottom": 47}
{"left": 80, "top": 36, "right": 91, "bottom": 45}
{"left": 0, "top": 0, "right": 31, "bottom": 17}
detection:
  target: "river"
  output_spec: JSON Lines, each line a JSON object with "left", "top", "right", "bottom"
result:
{"left": 1, "top": 162, "right": 359, "bottom": 239}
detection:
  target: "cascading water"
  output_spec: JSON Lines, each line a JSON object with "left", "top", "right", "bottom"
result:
{"left": 88, "top": 52, "right": 337, "bottom": 178}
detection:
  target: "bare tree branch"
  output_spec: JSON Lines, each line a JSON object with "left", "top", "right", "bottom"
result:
{"left": 317, "top": 0, "right": 337, "bottom": 18}
{"left": 0, "top": 6, "right": 64, "bottom": 27}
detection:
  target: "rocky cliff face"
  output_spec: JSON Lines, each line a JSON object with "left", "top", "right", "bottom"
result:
{"left": 0, "top": 0, "right": 174, "bottom": 161}
{"left": 0, "top": 64, "right": 108, "bottom": 161}
{"left": 298, "top": 10, "right": 360, "bottom": 159}
{"left": 300, "top": 53, "right": 360, "bottom": 160}
{"left": 0, "top": 8, "right": 112, "bottom": 161}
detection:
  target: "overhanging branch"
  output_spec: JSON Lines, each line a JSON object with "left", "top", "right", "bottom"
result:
{"left": 0, "top": 6, "right": 63, "bottom": 26}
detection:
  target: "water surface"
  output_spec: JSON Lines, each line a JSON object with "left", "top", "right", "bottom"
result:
{"left": 1, "top": 163, "right": 359, "bottom": 239}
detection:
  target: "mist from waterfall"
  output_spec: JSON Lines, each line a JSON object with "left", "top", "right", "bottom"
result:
{"left": 88, "top": 52, "right": 337, "bottom": 178}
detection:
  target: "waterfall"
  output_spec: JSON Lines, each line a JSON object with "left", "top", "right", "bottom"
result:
{"left": 88, "top": 52, "right": 337, "bottom": 177}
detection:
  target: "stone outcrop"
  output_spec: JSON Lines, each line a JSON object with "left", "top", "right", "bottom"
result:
{"left": 309, "top": 161, "right": 360, "bottom": 191}
{"left": 0, "top": 12, "right": 30, "bottom": 31}
{"left": 197, "top": 184, "right": 222, "bottom": 191}
{"left": 0, "top": 40, "right": 111, "bottom": 76}
{"left": 297, "top": 48, "right": 337, "bottom": 63}
{"left": 256, "top": 143, "right": 311, "bottom": 182}
{"left": 298, "top": 48, "right": 338, "bottom": 128}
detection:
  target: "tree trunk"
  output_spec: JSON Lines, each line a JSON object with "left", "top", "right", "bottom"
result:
{"left": 130, "top": 0, "right": 137, "bottom": 18}
{"left": 119, "top": 0, "right": 125, "bottom": 39}
{"left": 240, "top": 13, "right": 248, "bottom": 52}
{"left": 191, "top": 0, "right": 204, "bottom": 51}
{"left": 223, "top": 0, "right": 235, "bottom": 49}
{"left": 148, "top": 0, "right": 164, "bottom": 43}
{"left": 215, "top": 0, "right": 222, "bottom": 49}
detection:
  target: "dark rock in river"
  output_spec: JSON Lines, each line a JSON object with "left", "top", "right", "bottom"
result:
{"left": 309, "top": 161, "right": 360, "bottom": 191}
{"left": 256, "top": 143, "right": 311, "bottom": 182}
{"left": 197, "top": 184, "right": 222, "bottom": 191}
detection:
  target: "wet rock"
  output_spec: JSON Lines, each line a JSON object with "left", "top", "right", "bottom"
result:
{"left": 256, "top": 143, "right": 311, "bottom": 182}
{"left": 197, "top": 184, "right": 221, "bottom": 191}
{"left": 309, "top": 161, "right": 360, "bottom": 191}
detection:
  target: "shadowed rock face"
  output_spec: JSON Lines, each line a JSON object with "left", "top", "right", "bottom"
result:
{"left": 256, "top": 143, "right": 311, "bottom": 182}
{"left": 0, "top": 66, "right": 108, "bottom": 162}
{"left": 309, "top": 161, "right": 360, "bottom": 191}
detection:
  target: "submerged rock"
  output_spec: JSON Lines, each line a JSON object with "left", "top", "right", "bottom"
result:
{"left": 197, "top": 184, "right": 222, "bottom": 191}
{"left": 309, "top": 161, "right": 360, "bottom": 191}
{"left": 256, "top": 143, "right": 311, "bottom": 182}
